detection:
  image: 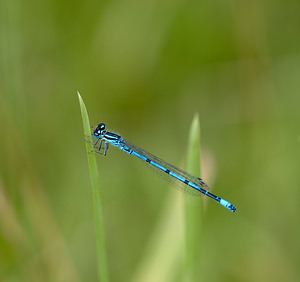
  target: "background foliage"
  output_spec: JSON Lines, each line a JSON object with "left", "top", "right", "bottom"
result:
{"left": 0, "top": 0, "right": 299, "bottom": 281}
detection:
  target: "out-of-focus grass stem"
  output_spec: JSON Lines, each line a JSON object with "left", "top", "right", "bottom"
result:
{"left": 183, "top": 114, "right": 203, "bottom": 282}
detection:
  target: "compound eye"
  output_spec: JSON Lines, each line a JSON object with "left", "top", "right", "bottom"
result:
{"left": 99, "top": 123, "right": 106, "bottom": 130}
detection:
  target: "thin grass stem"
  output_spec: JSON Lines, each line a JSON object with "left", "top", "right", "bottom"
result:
{"left": 77, "top": 92, "right": 109, "bottom": 282}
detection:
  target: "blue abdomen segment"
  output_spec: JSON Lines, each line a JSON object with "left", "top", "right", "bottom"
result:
{"left": 220, "top": 199, "right": 236, "bottom": 212}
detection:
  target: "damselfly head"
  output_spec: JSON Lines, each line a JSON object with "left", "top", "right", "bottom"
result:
{"left": 93, "top": 123, "right": 106, "bottom": 138}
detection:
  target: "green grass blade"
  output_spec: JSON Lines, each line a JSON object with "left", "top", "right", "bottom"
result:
{"left": 183, "top": 114, "right": 203, "bottom": 282}
{"left": 77, "top": 92, "right": 109, "bottom": 282}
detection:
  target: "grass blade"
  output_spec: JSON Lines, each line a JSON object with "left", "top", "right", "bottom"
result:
{"left": 77, "top": 92, "right": 109, "bottom": 282}
{"left": 183, "top": 114, "right": 203, "bottom": 282}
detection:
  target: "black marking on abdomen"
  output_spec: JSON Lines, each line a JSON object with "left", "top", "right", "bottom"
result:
{"left": 146, "top": 158, "right": 151, "bottom": 163}
{"left": 122, "top": 146, "right": 133, "bottom": 154}
{"left": 165, "top": 169, "right": 170, "bottom": 174}
{"left": 184, "top": 179, "right": 189, "bottom": 184}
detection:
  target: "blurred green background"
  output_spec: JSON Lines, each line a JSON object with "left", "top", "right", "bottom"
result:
{"left": 0, "top": 0, "right": 299, "bottom": 281}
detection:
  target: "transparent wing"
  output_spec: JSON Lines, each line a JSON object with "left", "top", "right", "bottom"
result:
{"left": 123, "top": 140, "right": 210, "bottom": 196}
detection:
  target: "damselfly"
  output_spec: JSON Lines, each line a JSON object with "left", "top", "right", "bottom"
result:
{"left": 87, "top": 123, "right": 236, "bottom": 213}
